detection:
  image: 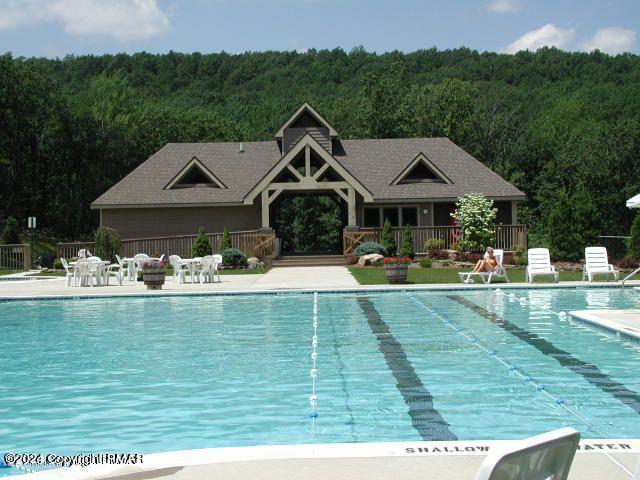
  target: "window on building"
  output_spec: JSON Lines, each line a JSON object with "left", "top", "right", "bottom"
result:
{"left": 382, "top": 207, "right": 399, "bottom": 227}
{"left": 364, "top": 208, "right": 381, "bottom": 228}
{"left": 401, "top": 207, "right": 418, "bottom": 226}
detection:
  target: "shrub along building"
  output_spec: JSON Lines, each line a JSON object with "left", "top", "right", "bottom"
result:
{"left": 92, "top": 103, "right": 526, "bottom": 257}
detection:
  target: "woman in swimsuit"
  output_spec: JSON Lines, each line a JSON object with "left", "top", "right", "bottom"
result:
{"left": 471, "top": 247, "right": 498, "bottom": 274}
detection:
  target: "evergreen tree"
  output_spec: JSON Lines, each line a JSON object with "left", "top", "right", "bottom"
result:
{"left": 381, "top": 218, "right": 397, "bottom": 256}
{"left": 93, "top": 226, "right": 121, "bottom": 262}
{"left": 2, "top": 216, "right": 20, "bottom": 244}
{"left": 219, "top": 226, "right": 231, "bottom": 251}
{"left": 399, "top": 224, "right": 415, "bottom": 259}
{"left": 628, "top": 212, "right": 640, "bottom": 260}
{"left": 547, "top": 192, "right": 582, "bottom": 261}
{"left": 192, "top": 227, "right": 212, "bottom": 257}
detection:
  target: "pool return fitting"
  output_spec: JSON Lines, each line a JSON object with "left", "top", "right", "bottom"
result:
{"left": 403, "top": 291, "right": 606, "bottom": 437}
{"left": 309, "top": 292, "right": 319, "bottom": 422}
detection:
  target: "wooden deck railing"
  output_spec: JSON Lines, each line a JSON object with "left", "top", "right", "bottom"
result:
{"left": 0, "top": 244, "right": 31, "bottom": 271}
{"left": 343, "top": 225, "right": 527, "bottom": 255}
{"left": 57, "top": 230, "right": 277, "bottom": 260}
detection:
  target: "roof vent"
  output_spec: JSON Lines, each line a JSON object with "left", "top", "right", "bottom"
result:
{"left": 239, "top": 142, "right": 244, "bottom": 153}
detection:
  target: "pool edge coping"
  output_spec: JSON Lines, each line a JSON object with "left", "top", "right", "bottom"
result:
{"left": 8, "top": 439, "right": 640, "bottom": 479}
{"left": 0, "top": 281, "right": 638, "bottom": 302}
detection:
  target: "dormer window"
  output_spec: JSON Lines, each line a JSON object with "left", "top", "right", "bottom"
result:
{"left": 165, "top": 157, "right": 227, "bottom": 190}
{"left": 391, "top": 153, "right": 452, "bottom": 185}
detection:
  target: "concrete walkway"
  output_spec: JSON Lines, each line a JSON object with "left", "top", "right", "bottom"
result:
{"left": 251, "top": 266, "right": 358, "bottom": 290}
{"left": 0, "top": 266, "right": 358, "bottom": 297}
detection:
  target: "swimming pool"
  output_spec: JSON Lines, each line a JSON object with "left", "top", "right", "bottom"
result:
{"left": 2, "top": 287, "right": 640, "bottom": 475}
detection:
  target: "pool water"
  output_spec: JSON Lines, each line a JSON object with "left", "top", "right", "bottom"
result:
{"left": 1, "top": 288, "right": 640, "bottom": 473}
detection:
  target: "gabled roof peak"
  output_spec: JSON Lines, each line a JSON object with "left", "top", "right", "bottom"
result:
{"left": 275, "top": 102, "right": 338, "bottom": 138}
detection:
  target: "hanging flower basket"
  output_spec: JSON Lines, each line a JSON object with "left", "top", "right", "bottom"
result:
{"left": 141, "top": 260, "right": 166, "bottom": 290}
{"left": 383, "top": 257, "right": 411, "bottom": 284}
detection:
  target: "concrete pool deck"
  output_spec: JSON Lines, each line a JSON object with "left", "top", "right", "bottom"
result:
{"left": 570, "top": 309, "right": 640, "bottom": 341}
{"left": 0, "top": 267, "right": 639, "bottom": 299}
{"left": 15, "top": 440, "right": 640, "bottom": 479}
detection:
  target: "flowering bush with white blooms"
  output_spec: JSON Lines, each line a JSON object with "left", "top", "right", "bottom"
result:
{"left": 451, "top": 193, "right": 497, "bottom": 252}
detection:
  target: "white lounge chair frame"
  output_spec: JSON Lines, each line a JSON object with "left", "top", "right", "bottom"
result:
{"left": 583, "top": 247, "right": 618, "bottom": 282}
{"left": 458, "top": 249, "right": 509, "bottom": 284}
{"left": 526, "top": 248, "right": 559, "bottom": 283}
{"left": 474, "top": 427, "right": 580, "bottom": 480}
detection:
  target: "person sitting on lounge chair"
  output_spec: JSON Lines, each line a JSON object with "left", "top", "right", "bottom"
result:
{"left": 471, "top": 247, "right": 499, "bottom": 274}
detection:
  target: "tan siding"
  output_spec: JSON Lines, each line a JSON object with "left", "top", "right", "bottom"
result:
{"left": 102, "top": 206, "right": 260, "bottom": 238}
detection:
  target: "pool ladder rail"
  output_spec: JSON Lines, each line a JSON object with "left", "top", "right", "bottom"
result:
{"left": 621, "top": 266, "right": 640, "bottom": 288}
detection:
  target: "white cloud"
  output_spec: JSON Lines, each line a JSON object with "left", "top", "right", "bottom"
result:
{"left": 504, "top": 23, "right": 574, "bottom": 53}
{"left": 487, "top": 0, "right": 522, "bottom": 14}
{"left": 0, "top": 0, "right": 170, "bottom": 41}
{"left": 581, "top": 27, "right": 636, "bottom": 55}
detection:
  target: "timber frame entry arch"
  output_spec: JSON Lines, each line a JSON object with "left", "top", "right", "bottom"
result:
{"left": 243, "top": 133, "right": 373, "bottom": 230}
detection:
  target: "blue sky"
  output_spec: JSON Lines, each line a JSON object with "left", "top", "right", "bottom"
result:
{"left": 0, "top": 0, "right": 638, "bottom": 58}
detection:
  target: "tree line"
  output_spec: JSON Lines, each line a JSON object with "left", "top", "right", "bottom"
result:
{"left": 1, "top": 47, "right": 639, "bottom": 259}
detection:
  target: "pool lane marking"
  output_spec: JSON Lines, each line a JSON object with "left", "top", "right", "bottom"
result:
{"left": 404, "top": 292, "right": 606, "bottom": 436}
{"left": 449, "top": 295, "right": 640, "bottom": 417}
{"left": 356, "top": 297, "right": 457, "bottom": 441}
{"left": 326, "top": 302, "right": 358, "bottom": 440}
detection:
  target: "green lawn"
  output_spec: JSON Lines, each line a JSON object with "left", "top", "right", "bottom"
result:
{"left": 348, "top": 266, "right": 585, "bottom": 285}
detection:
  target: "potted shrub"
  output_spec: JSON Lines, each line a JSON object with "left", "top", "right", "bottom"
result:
{"left": 383, "top": 256, "right": 411, "bottom": 284}
{"left": 141, "top": 259, "right": 166, "bottom": 290}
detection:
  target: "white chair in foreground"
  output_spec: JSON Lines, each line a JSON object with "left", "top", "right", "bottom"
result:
{"left": 60, "top": 258, "right": 77, "bottom": 287}
{"left": 169, "top": 255, "right": 190, "bottom": 283}
{"left": 526, "top": 248, "right": 559, "bottom": 283}
{"left": 132, "top": 253, "right": 150, "bottom": 280}
{"left": 458, "top": 249, "right": 509, "bottom": 284}
{"left": 75, "top": 259, "right": 100, "bottom": 287}
{"left": 105, "top": 255, "right": 126, "bottom": 286}
{"left": 198, "top": 255, "right": 222, "bottom": 284}
{"left": 474, "top": 427, "right": 580, "bottom": 480}
{"left": 583, "top": 247, "right": 619, "bottom": 282}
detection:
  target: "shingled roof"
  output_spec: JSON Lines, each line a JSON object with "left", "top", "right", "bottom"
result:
{"left": 92, "top": 137, "right": 525, "bottom": 208}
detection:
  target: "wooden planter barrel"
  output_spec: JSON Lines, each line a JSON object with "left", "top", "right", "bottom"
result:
{"left": 384, "top": 264, "right": 408, "bottom": 284}
{"left": 142, "top": 269, "right": 166, "bottom": 290}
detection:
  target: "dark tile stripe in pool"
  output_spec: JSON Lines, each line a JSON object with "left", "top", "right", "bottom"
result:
{"left": 449, "top": 295, "right": 640, "bottom": 416}
{"left": 356, "top": 297, "right": 457, "bottom": 441}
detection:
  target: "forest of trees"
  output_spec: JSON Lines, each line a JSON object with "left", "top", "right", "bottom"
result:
{"left": 1, "top": 47, "right": 639, "bottom": 259}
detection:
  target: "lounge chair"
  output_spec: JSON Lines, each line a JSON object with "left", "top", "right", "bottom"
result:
{"left": 474, "top": 427, "right": 580, "bottom": 480}
{"left": 583, "top": 247, "right": 619, "bottom": 282}
{"left": 458, "top": 249, "right": 509, "bottom": 284}
{"left": 526, "top": 248, "right": 559, "bottom": 283}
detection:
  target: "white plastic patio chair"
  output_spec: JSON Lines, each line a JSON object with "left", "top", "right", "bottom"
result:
{"left": 583, "top": 247, "right": 619, "bottom": 282}
{"left": 458, "top": 249, "right": 509, "bottom": 284}
{"left": 105, "top": 255, "right": 126, "bottom": 286}
{"left": 77, "top": 248, "right": 91, "bottom": 258}
{"left": 526, "top": 248, "right": 559, "bottom": 283}
{"left": 169, "top": 255, "right": 190, "bottom": 283}
{"left": 132, "top": 254, "right": 150, "bottom": 280}
{"left": 473, "top": 427, "right": 580, "bottom": 480}
{"left": 75, "top": 259, "right": 100, "bottom": 287}
{"left": 198, "top": 256, "right": 214, "bottom": 284}
{"left": 60, "top": 257, "right": 77, "bottom": 287}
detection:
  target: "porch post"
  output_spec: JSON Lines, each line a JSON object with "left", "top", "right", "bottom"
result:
{"left": 347, "top": 188, "right": 357, "bottom": 227}
{"left": 261, "top": 189, "right": 270, "bottom": 229}
{"left": 511, "top": 201, "right": 518, "bottom": 224}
